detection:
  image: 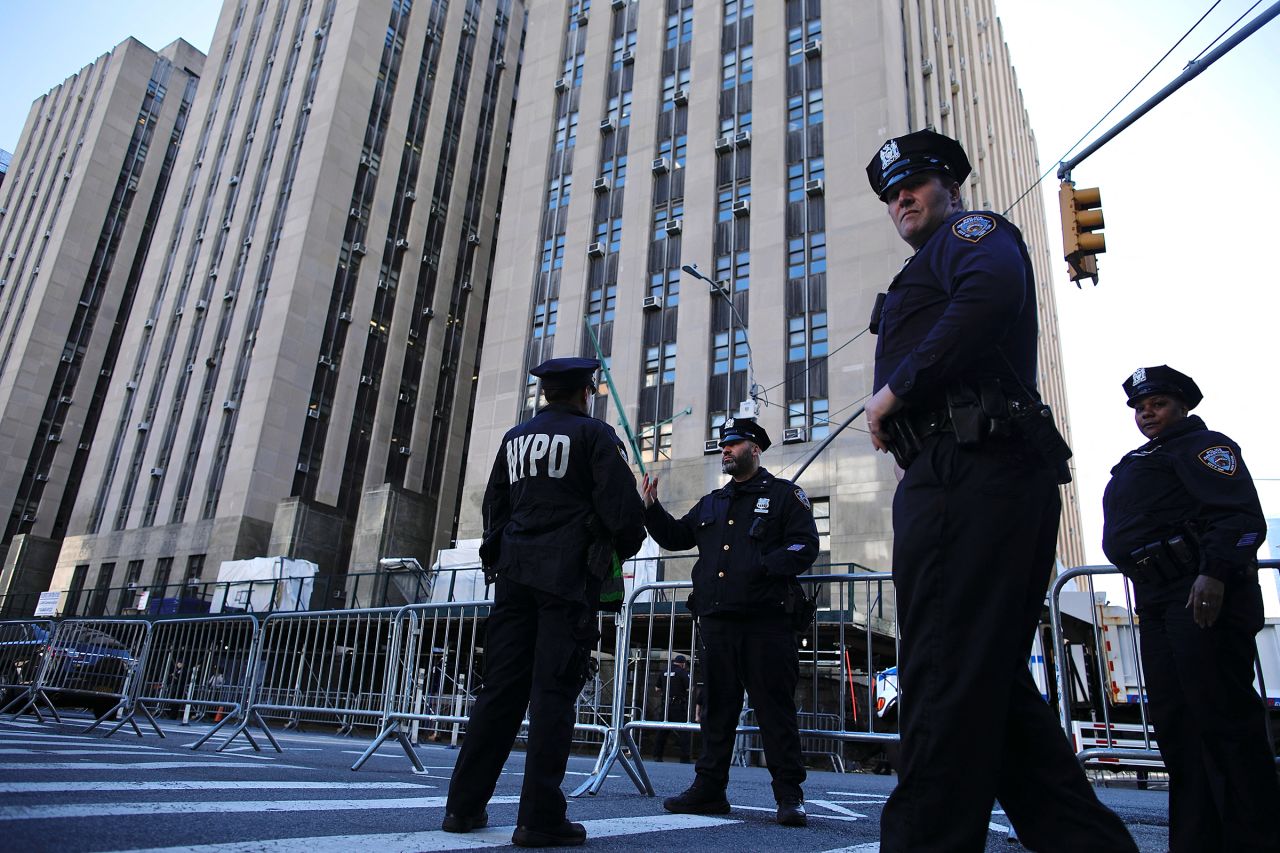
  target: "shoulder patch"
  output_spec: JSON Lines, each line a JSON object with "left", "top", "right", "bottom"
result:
{"left": 793, "top": 487, "right": 811, "bottom": 510}
{"left": 952, "top": 214, "right": 996, "bottom": 243}
{"left": 1198, "top": 445, "right": 1237, "bottom": 476}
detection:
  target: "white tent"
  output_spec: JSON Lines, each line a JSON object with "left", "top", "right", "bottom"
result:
{"left": 210, "top": 557, "right": 317, "bottom": 613}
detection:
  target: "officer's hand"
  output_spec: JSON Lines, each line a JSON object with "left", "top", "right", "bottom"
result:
{"left": 1186, "top": 574, "right": 1225, "bottom": 628}
{"left": 865, "top": 385, "right": 902, "bottom": 453}
{"left": 641, "top": 474, "right": 660, "bottom": 508}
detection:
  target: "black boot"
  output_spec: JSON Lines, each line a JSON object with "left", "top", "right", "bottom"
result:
{"left": 441, "top": 810, "right": 488, "bottom": 833}
{"left": 511, "top": 821, "right": 587, "bottom": 848}
{"left": 776, "top": 798, "right": 807, "bottom": 827}
{"left": 663, "top": 784, "right": 731, "bottom": 815}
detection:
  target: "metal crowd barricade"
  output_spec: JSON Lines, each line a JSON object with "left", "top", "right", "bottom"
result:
{"left": 99, "top": 615, "right": 260, "bottom": 749}
{"left": 0, "top": 619, "right": 54, "bottom": 716}
{"left": 1049, "top": 560, "right": 1280, "bottom": 770}
{"left": 353, "top": 599, "right": 620, "bottom": 774}
{"left": 6, "top": 618, "right": 151, "bottom": 728}
{"left": 222, "top": 607, "right": 401, "bottom": 753}
{"left": 574, "top": 570, "right": 902, "bottom": 797}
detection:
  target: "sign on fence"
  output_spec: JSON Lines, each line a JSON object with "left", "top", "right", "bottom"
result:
{"left": 33, "top": 591, "right": 61, "bottom": 617}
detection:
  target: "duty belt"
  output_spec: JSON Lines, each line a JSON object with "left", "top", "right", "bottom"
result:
{"left": 883, "top": 407, "right": 951, "bottom": 470}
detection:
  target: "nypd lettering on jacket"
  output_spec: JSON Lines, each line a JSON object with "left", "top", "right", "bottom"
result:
{"left": 506, "top": 433, "right": 572, "bottom": 481}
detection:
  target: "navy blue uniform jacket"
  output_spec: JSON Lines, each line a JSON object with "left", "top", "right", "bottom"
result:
{"left": 873, "top": 210, "right": 1040, "bottom": 408}
{"left": 1102, "top": 415, "right": 1265, "bottom": 582}
{"left": 481, "top": 402, "right": 646, "bottom": 604}
{"left": 643, "top": 468, "right": 819, "bottom": 616}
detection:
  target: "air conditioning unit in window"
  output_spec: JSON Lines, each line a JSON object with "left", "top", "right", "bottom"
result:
{"left": 651, "top": 156, "right": 670, "bottom": 174}
{"left": 349, "top": 207, "right": 361, "bottom": 219}
{"left": 338, "top": 311, "right": 352, "bottom": 322}
{"left": 395, "top": 238, "right": 410, "bottom": 249}
{"left": 34, "top": 472, "right": 48, "bottom": 482}
{"left": 222, "top": 401, "right": 237, "bottom": 411}
{"left": 621, "top": 49, "right": 635, "bottom": 64}
{"left": 642, "top": 295, "right": 663, "bottom": 311}
{"left": 21, "top": 512, "right": 35, "bottom": 523}
{"left": 150, "top": 467, "right": 165, "bottom": 477}
{"left": 922, "top": 59, "right": 934, "bottom": 75}
{"left": 664, "top": 218, "right": 682, "bottom": 235}
{"left": 296, "top": 462, "right": 310, "bottom": 473}
{"left": 782, "top": 427, "right": 807, "bottom": 444}
{"left": 734, "top": 130, "right": 751, "bottom": 147}
{"left": 554, "top": 77, "right": 570, "bottom": 92}
{"left": 398, "top": 445, "right": 412, "bottom": 456}
{"left": 805, "top": 178, "right": 825, "bottom": 196}
{"left": 715, "top": 135, "right": 733, "bottom": 152}
{"left": 404, "top": 190, "right": 416, "bottom": 200}
{"left": 360, "top": 375, "right": 373, "bottom": 386}
{"left": 599, "top": 118, "right": 616, "bottom": 133}
{"left": 939, "top": 103, "right": 951, "bottom": 116}
{"left": 673, "top": 88, "right": 689, "bottom": 106}
{"left": 587, "top": 242, "right": 606, "bottom": 257}
{"left": 593, "top": 176, "right": 610, "bottom": 193}
{"left": 468, "top": 233, "right": 482, "bottom": 245}
{"left": 351, "top": 242, "right": 367, "bottom": 255}
{"left": 575, "top": 11, "right": 589, "bottom": 25}
{"left": 612, "top": 0, "right": 626, "bottom": 9}
{"left": 803, "top": 38, "right": 822, "bottom": 56}
{"left": 732, "top": 199, "right": 750, "bottom": 217}
{"left": 704, "top": 439, "right": 721, "bottom": 454}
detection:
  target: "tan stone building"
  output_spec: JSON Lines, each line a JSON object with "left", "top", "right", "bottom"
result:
{"left": 457, "top": 0, "right": 1085, "bottom": 601}
{"left": 0, "top": 37, "right": 205, "bottom": 614}
{"left": 40, "top": 0, "right": 524, "bottom": 613}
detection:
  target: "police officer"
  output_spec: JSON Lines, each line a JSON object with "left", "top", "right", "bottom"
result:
{"left": 641, "top": 417, "right": 818, "bottom": 827}
{"left": 864, "top": 130, "right": 1136, "bottom": 852}
{"left": 442, "top": 357, "right": 646, "bottom": 848}
{"left": 1102, "top": 365, "right": 1279, "bottom": 852}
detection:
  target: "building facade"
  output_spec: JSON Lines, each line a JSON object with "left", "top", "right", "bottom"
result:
{"left": 43, "top": 0, "right": 523, "bottom": 613}
{"left": 0, "top": 38, "right": 205, "bottom": 613}
{"left": 457, "top": 0, "right": 1086, "bottom": 601}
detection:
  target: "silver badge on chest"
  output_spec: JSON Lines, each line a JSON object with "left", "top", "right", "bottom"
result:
{"left": 754, "top": 497, "right": 771, "bottom": 514}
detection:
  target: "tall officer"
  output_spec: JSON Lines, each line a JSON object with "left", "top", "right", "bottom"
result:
{"left": 641, "top": 417, "right": 819, "bottom": 827}
{"left": 1102, "top": 365, "right": 1279, "bottom": 852}
{"left": 864, "top": 130, "right": 1136, "bottom": 852}
{"left": 442, "top": 357, "right": 646, "bottom": 848}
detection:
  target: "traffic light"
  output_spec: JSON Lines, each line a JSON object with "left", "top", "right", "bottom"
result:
{"left": 1058, "top": 180, "right": 1105, "bottom": 284}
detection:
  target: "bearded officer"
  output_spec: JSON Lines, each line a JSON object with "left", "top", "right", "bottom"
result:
{"left": 641, "top": 417, "right": 818, "bottom": 827}
{"left": 864, "top": 129, "right": 1136, "bottom": 852}
{"left": 442, "top": 357, "right": 646, "bottom": 848}
{"left": 1103, "top": 365, "right": 1279, "bottom": 852}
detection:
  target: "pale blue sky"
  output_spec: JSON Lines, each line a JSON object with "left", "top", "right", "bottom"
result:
{"left": 1, "top": 0, "right": 1278, "bottom": 569}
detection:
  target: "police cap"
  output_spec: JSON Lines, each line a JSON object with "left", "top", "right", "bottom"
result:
{"left": 1123, "top": 365, "right": 1203, "bottom": 410}
{"left": 866, "top": 129, "right": 972, "bottom": 200}
{"left": 531, "top": 356, "right": 600, "bottom": 391}
{"left": 672, "top": 654, "right": 687, "bottom": 665}
{"left": 719, "top": 417, "right": 771, "bottom": 452}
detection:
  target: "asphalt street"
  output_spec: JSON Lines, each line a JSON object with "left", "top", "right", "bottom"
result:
{"left": 0, "top": 712, "right": 1172, "bottom": 851}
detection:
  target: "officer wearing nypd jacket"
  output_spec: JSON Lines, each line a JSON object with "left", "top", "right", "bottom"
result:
{"left": 641, "top": 417, "right": 818, "bottom": 828}
{"left": 864, "top": 130, "right": 1136, "bottom": 853}
{"left": 443, "top": 357, "right": 645, "bottom": 849}
{"left": 1102, "top": 365, "right": 1278, "bottom": 853}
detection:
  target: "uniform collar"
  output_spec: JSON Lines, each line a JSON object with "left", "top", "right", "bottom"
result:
{"left": 719, "top": 467, "right": 772, "bottom": 496}
{"left": 1137, "top": 414, "right": 1206, "bottom": 451}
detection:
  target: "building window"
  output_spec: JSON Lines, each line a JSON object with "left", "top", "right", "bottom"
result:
{"left": 812, "top": 496, "right": 830, "bottom": 556}
{"left": 184, "top": 554, "right": 206, "bottom": 585}
{"left": 644, "top": 343, "right": 676, "bottom": 387}
{"left": 788, "top": 397, "right": 830, "bottom": 440}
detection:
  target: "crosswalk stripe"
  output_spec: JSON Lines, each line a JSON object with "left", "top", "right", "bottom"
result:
{"left": 103, "top": 814, "right": 739, "bottom": 853}
{"left": 0, "top": 761, "right": 309, "bottom": 771}
{"left": 0, "top": 795, "right": 521, "bottom": 821}
{"left": 0, "top": 781, "right": 438, "bottom": 793}
{"left": 0, "top": 747, "right": 173, "bottom": 756}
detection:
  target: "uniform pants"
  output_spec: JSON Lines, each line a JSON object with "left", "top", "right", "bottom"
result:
{"left": 880, "top": 434, "right": 1136, "bottom": 853}
{"left": 650, "top": 700, "right": 692, "bottom": 760}
{"left": 444, "top": 578, "right": 595, "bottom": 829}
{"left": 693, "top": 613, "right": 805, "bottom": 802}
{"left": 1136, "top": 575, "right": 1280, "bottom": 853}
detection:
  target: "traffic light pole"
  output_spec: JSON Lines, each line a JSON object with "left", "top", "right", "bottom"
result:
{"left": 1057, "top": 0, "right": 1280, "bottom": 181}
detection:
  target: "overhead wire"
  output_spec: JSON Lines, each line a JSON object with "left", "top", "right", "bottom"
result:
{"left": 1002, "top": 0, "right": 1224, "bottom": 218}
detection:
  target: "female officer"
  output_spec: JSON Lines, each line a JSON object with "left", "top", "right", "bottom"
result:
{"left": 1101, "top": 365, "right": 1278, "bottom": 852}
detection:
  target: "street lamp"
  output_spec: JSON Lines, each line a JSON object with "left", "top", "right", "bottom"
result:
{"left": 680, "top": 263, "right": 759, "bottom": 417}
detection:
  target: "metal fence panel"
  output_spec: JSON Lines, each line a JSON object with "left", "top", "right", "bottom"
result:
{"left": 0, "top": 619, "right": 53, "bottom": 715}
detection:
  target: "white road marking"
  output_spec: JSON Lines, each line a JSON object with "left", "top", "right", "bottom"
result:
{"left": 730, "top": 804, "right": 861, "bottom": 822}
{"left": 0, "top": 747, "right": 174, "bottom": 756}
{"left": 0, "top": 761, "right": 309, "bottom": 771}
{"left": 821, "top": 844, "right": 880, "bottom": 853}
{"left": 0, "top": 781, "right": 437, "bottom": 794}
{"left": 102, "top": 814, "right": 739, "bottom": 853}
{"left": 824, "top": 791, "right": 889, "bottom": 799}
{"left": 0, "top": 795, "right": 522, "bottom": 821}
{"left": 809, "top": 800, "right": 870, "bottom": 819}
{"left": 988, "top": 821, "right": 1011, "bottom": 834}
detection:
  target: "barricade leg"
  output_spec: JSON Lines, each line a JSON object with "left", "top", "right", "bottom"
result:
{"left": 351, "top": 719, "right": 425, "bottom": 772}
{"left": 82, "top": 699, "right": 129, "bottom": 734}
